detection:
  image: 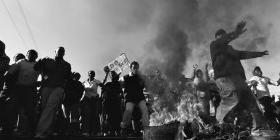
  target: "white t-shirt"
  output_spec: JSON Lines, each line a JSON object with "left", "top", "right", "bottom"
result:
{"left": 83, "top": 79, "right": 101, "bottom": 98}
{"left": 249, "top": 76, "right": 271, "bottom": 98}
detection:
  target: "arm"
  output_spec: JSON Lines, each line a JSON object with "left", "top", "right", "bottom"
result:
{"left": 65, "top": 63, "right": 72, "bottom": 81}
{"left": 119, "top": 76, "right": 125, "bottom": 89}
{"left": 268, "top": 78, "right": 277, "bottom": 86}
{"left": 268, "top": 81, "right": 277, "bottom": 86}
{"left": 0, "top": 57, "right": 10, "bottom": 75}
{"left": 227, "top": 46, "right": 267, "bottom": 60}
{"left": 191, "top": 64, "right": 198, "bottom": 80}
{"left": 248, "top": 80, "right": 258, "bottom": 88}
{"left": 217, "top": 21, "right": 247, "bottom": 45}
{"left": 204, "top": 63, "right": 210, "bottom": 82}
{"left": 80, "top": 81, "right": 86, "bottom": 101}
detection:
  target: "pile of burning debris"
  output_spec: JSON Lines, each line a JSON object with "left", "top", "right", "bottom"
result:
{"left": 144, "top": 120, "right": 251, "bottom": 140}
{"left": 143, "top": 71, "right": 254, "bottom": 140}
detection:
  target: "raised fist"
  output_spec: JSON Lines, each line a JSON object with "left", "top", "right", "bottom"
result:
{"left": 236, "top": 20, "right": 246, "bottom": 31}
{"left": 193, "top": 64, "right": 198, "bottom": 70}
{"left": 104, "top": 66, "right": 110, "bottom": 74}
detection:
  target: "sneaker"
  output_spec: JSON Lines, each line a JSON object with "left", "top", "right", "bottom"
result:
{"left": 251, "top": 129, "right": 278, "bottom": 137}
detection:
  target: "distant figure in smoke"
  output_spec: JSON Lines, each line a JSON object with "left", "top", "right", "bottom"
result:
{"left": 248, "top": 66, "right": 279, "bottom": 129}
{"left": 191, "top": 64, "right": 213, "bottom": 124}
{"left": 204, "top": 64, "right": 220, "bottom": 117}
{"left": 210, "top": 20, "right": 275, "bottom": 136}
{"left": 120, "top": 61, "right": 149, "bottom": 136}
{"left": 34, "top": 47, "right": 72, "bottom": 138}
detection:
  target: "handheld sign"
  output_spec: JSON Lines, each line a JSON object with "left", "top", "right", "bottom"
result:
{"left": 107, "top": 53, "right": 130, "bottom": 74}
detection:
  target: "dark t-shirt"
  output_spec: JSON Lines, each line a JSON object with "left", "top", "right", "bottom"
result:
{"left": 34, "top": 57, "right": 71, "bottom": 87}
{"left": 123, "top": 74, "right": 145, "bottom": 103}
{"left": 104, "top": 81, "right": 122, "bottom": 102}
{"left": 64, "top": 79, "right": 84, "bottom": 105}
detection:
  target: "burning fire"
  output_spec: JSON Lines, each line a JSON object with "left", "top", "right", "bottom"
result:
{"left": 149, "top": 80, "right": 202, "bottom": 126}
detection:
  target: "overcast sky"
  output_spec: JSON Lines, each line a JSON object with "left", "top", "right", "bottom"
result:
{"left": 0, "top": 0, "right": 156, "bottom": 81}
{"left": 0, "top": 0, "right": 280, "bottom": 96}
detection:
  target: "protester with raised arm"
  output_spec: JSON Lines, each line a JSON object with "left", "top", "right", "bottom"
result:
{"left": 210, "top": 21, "right": 274, "bottom": 136}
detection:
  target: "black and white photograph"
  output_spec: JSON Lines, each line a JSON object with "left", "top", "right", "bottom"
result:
{"left": 0, "top": 0, "right": 280, "bottom": 140}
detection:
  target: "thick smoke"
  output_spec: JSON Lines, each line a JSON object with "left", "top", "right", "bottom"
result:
{"left": 143, "top": 0, "right": 273, "bottom": 79}
{"left": 141, "top": 0, "right": 275, "bottom": 124}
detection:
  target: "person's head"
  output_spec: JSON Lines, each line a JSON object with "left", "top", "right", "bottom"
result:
{"left": 26, "top": 49, "right": 38, "bottom": 62}
{"left": 110, "top": 71, "right": 119, "bottom": 82}
{"left": 130, "top": 61, "right": 139, "bottom": 75}
{"left": 55, "top": 46, "right": 65, "bottom": 59}
{"left": 155, "top": 69, "right": 161, "bottom": 77}
{"left": 253, "top": 66, "right": 262, "bottom": 77}
{"left": 88, "top": 70, "right": 95, "bottom": 80}
{"left": 215, "top": 29, "right": 227, "bottom": 39}
{"left": 0, "top": 40, "right": 6, "bottom": 56}
{"left": 72, "top": 72, "right": 81, "bottom": 81}
{"left": 14, "top": 53, "right": 25, "bottom": 63}
{"left": 195, "top": 69, "right": 203, "bottom": 78}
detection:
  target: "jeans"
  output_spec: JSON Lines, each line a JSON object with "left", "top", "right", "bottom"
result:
{"left": 36, "top": 87, "right": 64, "bottom": 137}
{"left": 81, "top": 97, "right": 100, "bottom": 135}
{"left": 216, "top": 75, "right": 265, "bottom": 130}
{"left": 64, "top": 103, "right": 80, "bottom": 123}
{"left": 105, "top": 100, "right": 122, "bottom": 133}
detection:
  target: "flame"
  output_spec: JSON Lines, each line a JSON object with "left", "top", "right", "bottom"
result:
{"left": 149, "top": 85, "right": 203, "bottom": 126}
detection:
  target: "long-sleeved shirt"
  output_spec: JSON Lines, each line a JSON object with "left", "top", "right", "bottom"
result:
{"left": 210, "top": 39, "right": 264, "bottom": 80}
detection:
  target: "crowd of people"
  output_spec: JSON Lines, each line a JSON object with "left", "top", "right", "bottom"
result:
{"left": 0, "top": 20, "right": 280, "bottom": 139}
{"left": 0, "top": 44, "right": 150, "bottom": 138}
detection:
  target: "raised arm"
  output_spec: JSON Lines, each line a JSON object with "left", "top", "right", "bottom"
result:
{"left": 191, "top": 64, "right": 198, "bottom": 80}
{"left": 204, "top": 63, "right": 210, "bottom": 82}
{"left": 267, "top": 78, "right": 277, "bottom": 86}
{"left": 226, "top": 45, "right": 268, "bottom": 60}
{"left": 218, "top": 21, "right": 247, "bottom": 45}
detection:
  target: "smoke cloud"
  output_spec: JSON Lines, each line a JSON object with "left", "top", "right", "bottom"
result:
{"left": 137, "top": 0, "right": 280, "bottom": 123}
